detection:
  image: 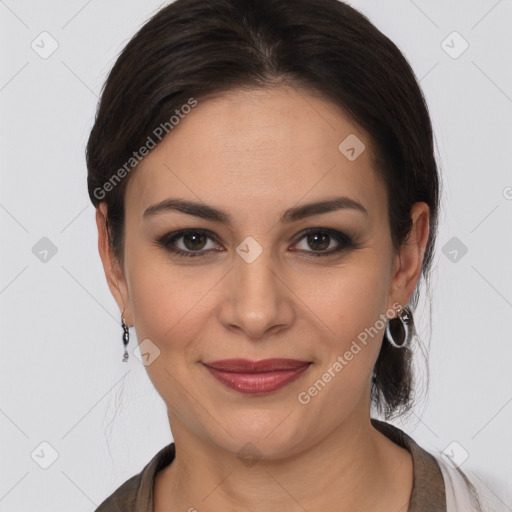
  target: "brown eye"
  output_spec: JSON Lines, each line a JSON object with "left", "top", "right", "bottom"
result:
{"left": 292, "top": 229, "right": 355, "bottom": 257}
{"left": 305, "top": 232, "right": 331, "bottom": 251}
{"left": 156, "top": 229, "right": 221, "bottom": 257}
{"left": 156, "top": 228, "right": 356, "bottom": 259}
{"left": 181, "top": 232, "right": 208, "bottom": 251}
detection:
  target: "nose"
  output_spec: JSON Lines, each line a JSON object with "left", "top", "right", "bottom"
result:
{"left": 219, "top": 249, "right": 295, "bottom": 340}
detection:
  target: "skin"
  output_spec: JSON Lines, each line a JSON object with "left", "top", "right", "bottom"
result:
{"left": 96, "top": 85, "right": 429, "bottom": 512}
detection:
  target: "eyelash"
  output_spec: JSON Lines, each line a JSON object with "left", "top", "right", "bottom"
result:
{"left": 155, "top": 228, "right": 357, "bottom": 258}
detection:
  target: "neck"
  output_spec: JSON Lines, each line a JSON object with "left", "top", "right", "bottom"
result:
{"left": 154, "top": 400, "right": 413, "bottom": 512}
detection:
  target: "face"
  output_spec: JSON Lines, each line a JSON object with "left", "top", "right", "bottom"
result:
{"left": 97, "top": 85, "right": 428, "bottom": 459}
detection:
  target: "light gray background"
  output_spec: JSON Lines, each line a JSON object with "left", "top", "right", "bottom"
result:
{"left": 1, "top": 0, "right": 511, "bottom": 510}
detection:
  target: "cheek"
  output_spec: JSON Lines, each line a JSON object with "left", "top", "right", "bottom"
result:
{"left": 294, "top": 268, "right": 388, "bottom": 421}
{"left": 129, "top": 267, "right": 198, "bottom": 342}
{"left": 297, "top": 260, "right": 389, "bottom": 384}
{"left": 126, "top": 260, "right": 212, "bottom": 400}
{"left": 300, "top": 258, "right": 390, "bottom": 339}
{"left": 126, "top": 246, "right": 222, "bottom": 358}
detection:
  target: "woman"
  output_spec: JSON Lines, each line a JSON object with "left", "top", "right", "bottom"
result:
{"left": 87, "top": 0, "right": 493, "bottom": 510}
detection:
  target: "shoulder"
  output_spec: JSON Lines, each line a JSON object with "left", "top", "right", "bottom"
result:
{"left": 371, "top": 418, "right": 507, "bottom": 512}
{"left": 94, "top": 472, "right": 142, "bottom": 511}
{"left": 434, "top": 455, "right": 511, "bottom": 512}
{"left": 94, "top": 442, "right": 176, "bottom": 512}
{"left": 371, "top": 418, "right": 446, "bottom": 509}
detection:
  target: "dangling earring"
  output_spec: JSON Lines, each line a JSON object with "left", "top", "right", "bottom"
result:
{"left": 385, "top": 306, "right": 415, "bottom": 349}
{"left": 121, "top": 309, "right": 130, "bottom": 362}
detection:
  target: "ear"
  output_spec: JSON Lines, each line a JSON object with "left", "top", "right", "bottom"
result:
{"left": 387, "top": 202, "right": 430, "bottom": 310}
{"left": 95, "top": 203, "right": 134, "bottom": 326}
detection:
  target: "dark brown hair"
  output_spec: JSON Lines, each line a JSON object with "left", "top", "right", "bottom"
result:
{"left": 86, "top": 0, "right": 440, "bottom": 420}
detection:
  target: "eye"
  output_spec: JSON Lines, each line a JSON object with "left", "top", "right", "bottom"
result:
{"left": 156, "top": 229, "right": 221, "bottom": 257}
{"left": 291, "top": 228, "right": 355, "bottom": 257}
{"left": 155, "top": 228, "right": 356, "bottom": 258}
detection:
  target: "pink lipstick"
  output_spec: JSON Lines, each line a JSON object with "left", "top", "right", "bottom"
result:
{"left": 202, "top": 358, "right": 312, "bottom": 394}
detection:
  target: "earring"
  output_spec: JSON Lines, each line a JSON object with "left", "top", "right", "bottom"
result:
{"left": 121, "top": 314, "right": 130, "bottom": 362}
{"left": 385, "top": 306, "right": 415, "bottom": 349}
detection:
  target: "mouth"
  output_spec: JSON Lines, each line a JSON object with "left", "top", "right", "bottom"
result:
{"left": 201, "top": 358, "right": 313, "bottom": 395}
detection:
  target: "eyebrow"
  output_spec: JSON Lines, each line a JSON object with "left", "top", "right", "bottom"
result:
{"left": 143, "top": 196, "right": 368, "bottom": 224}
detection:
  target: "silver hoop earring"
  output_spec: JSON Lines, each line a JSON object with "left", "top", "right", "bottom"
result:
{"left": 385, "top": 306, "right": 415, "bottom": 349}
{"left": 121, "top": 315, "right": 130, "bottom": 362}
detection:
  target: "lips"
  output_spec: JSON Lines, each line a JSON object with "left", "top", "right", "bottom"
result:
{"left": 202, "top": 358, "right": 312, "bottom": 372}
{"left": 201, "top": 358, "right": 313, "bottom": 394}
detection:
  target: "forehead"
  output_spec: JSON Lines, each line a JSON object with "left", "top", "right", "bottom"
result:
{"left": 125, "top": 85, "right": 387, "bottom": 224}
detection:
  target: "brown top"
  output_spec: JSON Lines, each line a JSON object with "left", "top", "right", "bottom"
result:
{"left": 94, "top": 418, "right": 446, "bottom": 511}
